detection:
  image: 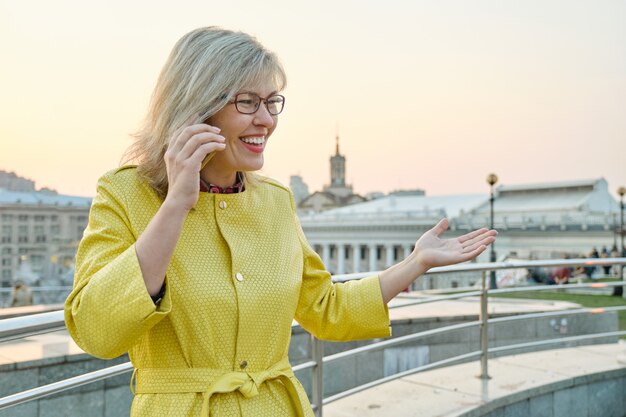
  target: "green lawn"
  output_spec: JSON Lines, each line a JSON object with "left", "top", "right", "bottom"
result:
{"left": 492, "top": 290, "right": 626, "bottom": 336}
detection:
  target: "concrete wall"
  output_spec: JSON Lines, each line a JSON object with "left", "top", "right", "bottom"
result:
{"left": 0, "top": 311, "right": 617, "bottom": 416}
{"left": 292, "top": 310, "right": 618, "bottom": 398}
{"left": 461, "top": 368, "right": 626, "bottom": 417}
{"left": 0, "top": 354, "right": 131, "bottom": 417}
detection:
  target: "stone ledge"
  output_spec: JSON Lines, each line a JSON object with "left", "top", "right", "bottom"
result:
{"left": 324, "top": 343, "right": 626, "bottom": 417}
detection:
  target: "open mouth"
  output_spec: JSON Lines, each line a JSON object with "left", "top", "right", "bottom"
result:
{"left": 239, "top": 136, "right": 266, "bottom": 153}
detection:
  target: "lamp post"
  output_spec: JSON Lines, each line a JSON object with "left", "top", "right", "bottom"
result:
{"left": 487, "top": 173, "right": 498, "bottom": 289}
{"left": 619, "top": 186, "right": 625, "bottom": 281}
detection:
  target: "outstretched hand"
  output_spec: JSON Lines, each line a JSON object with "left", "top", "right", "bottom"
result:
{"left": 414, "top": 218, "right": 497, "bottom": 270}
{"left": 379, "top": 218, "right": 497, "bottom": 303}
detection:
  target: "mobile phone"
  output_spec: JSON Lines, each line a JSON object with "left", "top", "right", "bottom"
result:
{"left": 200, "top": 152, "right": 215, "bottom": 170}
{"left": 196, "top": 112, "right": 217, "bottom": 171}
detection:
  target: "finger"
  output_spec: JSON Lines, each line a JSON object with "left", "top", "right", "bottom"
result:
{"left": 462, "top": 245, "right": 488, "bottom": 261}
{"left": 168, "top": 122, "right": 221, "bottom": 154}
{"left": 431, "top": 218, "right": 449, "bottom": 236}
{"left": 177, "top": 132, "right": 225, "bottom": 161}
{"left": 461, "top": 230, "right": 496, "bottom": 249}
{"left": 190, "top": 142, "right": 226, "bottom": 166}
{"left": 462, "top": 236, "right": 496, "bottom": 254}
{"left": 458, "top": 228, "right": 489, "bottom": 244}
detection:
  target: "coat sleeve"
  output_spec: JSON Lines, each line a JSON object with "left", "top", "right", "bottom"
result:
{"left": 64, "top": 172, "right": 172, "bottom": 359}
{"left": 290, "top": 196, "right": 391, "bottom": 342}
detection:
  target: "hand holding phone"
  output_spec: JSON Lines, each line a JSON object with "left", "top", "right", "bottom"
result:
{"left": 200, "top": 151, "right": 215, "bottom": 170}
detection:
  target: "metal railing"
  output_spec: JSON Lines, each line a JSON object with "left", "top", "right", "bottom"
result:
{"left": 1, "top": 258, "right": 625, "bottom": 416}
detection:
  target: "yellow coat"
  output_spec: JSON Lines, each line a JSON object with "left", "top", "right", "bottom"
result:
{"left": 64, "top": 167, "right": 391, "bottom": 417}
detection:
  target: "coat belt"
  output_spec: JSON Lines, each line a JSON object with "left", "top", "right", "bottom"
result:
{"left": 131, "top": 357, "right": 305, "bottom": 417}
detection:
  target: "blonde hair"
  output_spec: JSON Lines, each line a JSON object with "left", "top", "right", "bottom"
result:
{"left": 122, "top": 27, "right": 287, "bottom": 198}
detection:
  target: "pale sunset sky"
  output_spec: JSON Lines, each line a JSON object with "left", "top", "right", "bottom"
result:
{"left": 1, "top": 1, "right": 625, "bottom": 198}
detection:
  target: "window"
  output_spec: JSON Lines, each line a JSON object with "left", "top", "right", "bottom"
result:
{"left": 34, "top": 215, "right": 45, "bottom": 222}
{"left": 1, "top": 214, "right": 13, "bottom": 222}
{"left": 1, "top": 258, "right": 11, "bottom": 266}
{"left": 51, "top": 215, "right": 58, "bottom": 222}
{"left": 2, "top": 269, "right": 11, "bottom": 281}
{"left": 50, "top": 225, "right": 60, "bottom": 235}
{"left": 34, "top": 225, "right": 45, "bottom": 242}
{"left": 376, "top": 247, "right": 382, "bottom": 260}
{"left": 31, "top": 255, "right": 44, "bottom": 267}
{"left": 1, "top": 247, "right": 11, "bottom": 255}
{"left": 18, "top": 225, "right": 28, "bottom": 243}
{"left": 18, "top": 214, "right": 28, "bottom": 221}
{"left": 1, "top": 225, "right": 11, "bottom": 243}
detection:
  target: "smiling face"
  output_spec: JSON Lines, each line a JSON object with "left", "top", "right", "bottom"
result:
{"left": 201, "top": 83, "right": 280, "bottom": 187}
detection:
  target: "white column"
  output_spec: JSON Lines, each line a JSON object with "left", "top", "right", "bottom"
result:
{"left": 337, "top": 244, "right": 346, "bottom": 274}
{"left": 404, "top": 245, "right": 412, "bottom": 259}
{"left": 322, "top": 244, "right": 331, "bottom": 268}
{"left": 369, "top": 243, "right": 378, "bottom": 272}
{"left": 352, "top": 244, "right": 361, "bottom": 273}
{"left": 386, "top": 245, "right": 395, "bottom": 268}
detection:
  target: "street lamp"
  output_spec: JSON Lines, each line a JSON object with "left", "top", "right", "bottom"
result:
{"left": 487, "top": 173, "right": 498, "bottom": 289}
{"left": 617, "top": 187, "right": 626, "bottom": 280}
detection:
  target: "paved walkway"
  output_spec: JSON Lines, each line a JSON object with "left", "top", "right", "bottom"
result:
{"left": 324, "top": 343, "right": 626, "bottom": 417}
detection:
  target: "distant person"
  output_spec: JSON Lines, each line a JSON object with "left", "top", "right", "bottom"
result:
{"left": 64, "top": 27, "right": 497, "bottom": 417}
{"left": 586, "top": 247, "right": 599, "bottom": 278}
{"left": 613, "top": 245, "right": 624, "bottom": 277}
{"left": 10, "top": 281, "right": 33, "bottom": 307}
{"left": 600, "top": 246, "right": 611, "bottom": 276}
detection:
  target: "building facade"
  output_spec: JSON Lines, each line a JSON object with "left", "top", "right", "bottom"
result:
{"left": 299, "top": 178, "right": 621, "bottom": 281}
{"left": 0, "top": 189, "right": 91, "bottom": 287}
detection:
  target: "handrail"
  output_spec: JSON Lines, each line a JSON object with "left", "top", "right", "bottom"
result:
{"left": 0, "top": 286, "right": 72, "bottom": 293}
{"left": 325, "top": 304, "right": 625, "bottom": 364}
{"left": 0, "top": 362, "right": 133, "bottom": 411}
{"left": 0, "top": 257, "right": 624, "bottom": 415}
{"left": 0, "top": 310, "right": 65, "bottom": 343}
{"left": 332, "top": 257, "right": 626, "bottom": 282}
{"left": 3, "top": 258, "right": 624, "bottom": 343}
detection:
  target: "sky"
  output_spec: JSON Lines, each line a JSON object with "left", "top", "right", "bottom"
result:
{"left": 1, "top": 0, "right": 625, "bottom": 199}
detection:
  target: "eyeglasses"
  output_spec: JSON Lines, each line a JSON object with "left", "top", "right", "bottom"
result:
{"left": 230, "top": 92, "right": 285, "bottom": 115}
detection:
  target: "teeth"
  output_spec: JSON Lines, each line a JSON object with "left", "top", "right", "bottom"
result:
{"left": 240, "top": 136, "right": 265, "bottom": 145}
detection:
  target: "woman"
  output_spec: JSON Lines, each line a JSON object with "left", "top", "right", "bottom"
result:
{"left": 64, "top": 27, "right": 496, "bottom": 417}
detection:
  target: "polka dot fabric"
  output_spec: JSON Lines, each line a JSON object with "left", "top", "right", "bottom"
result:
{"left": 64, "top": 166, "right": 391, "bottom": 417}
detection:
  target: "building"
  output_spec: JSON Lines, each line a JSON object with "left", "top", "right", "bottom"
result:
{"left": 298, "top": 135, "right": 366, "bottom": 213}
{"left": 0, "top": 188, "right": 91, "bottom": 287}
{"left": 0, "top": 170, "right": 36, "bottom": 192}
{"left": 289, "top": 175, "right": 310, "bottom": 206}
{"left": 298, "top": 178, "right": 620, "bottom": 283}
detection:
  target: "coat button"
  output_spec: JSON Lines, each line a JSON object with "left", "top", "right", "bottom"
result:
{"left": 219, "top": 201, "right": 227, "bottom": 209}
{"left": 239, "top": 360, "right": 248, "bottom": 369}
{"left": 235, "top": 272, "right": 244, "bottom": 282}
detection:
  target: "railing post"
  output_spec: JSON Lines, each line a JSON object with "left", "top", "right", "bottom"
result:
{"left": 311, "top": 335, "right": 324, "bottom": 417}
{"left": 479, "top": 270, "right": 491, "bottom": 380}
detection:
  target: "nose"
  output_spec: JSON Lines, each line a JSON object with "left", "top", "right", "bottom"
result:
{"left": 253, "top": 101, "right": 275, "bottom": 128}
